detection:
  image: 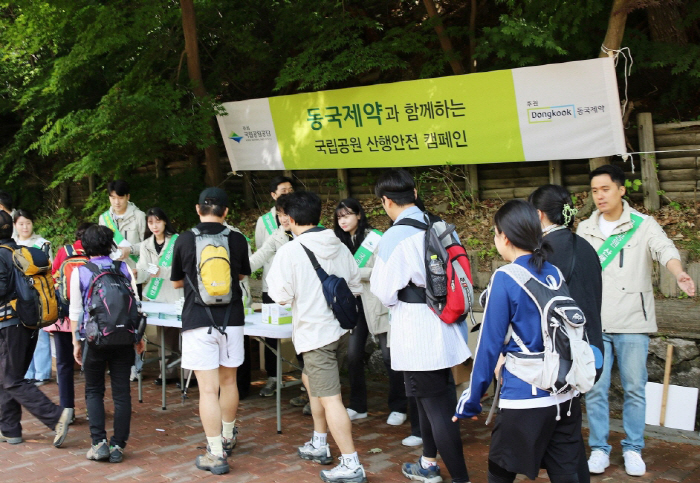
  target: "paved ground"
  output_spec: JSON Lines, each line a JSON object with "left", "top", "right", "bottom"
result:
{"left": 1, "top": 368, "right": 699, "bottom": 483}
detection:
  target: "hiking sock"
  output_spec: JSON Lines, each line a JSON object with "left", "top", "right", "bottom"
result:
{"left": 312, "top": 431, "right": 327, "bottom": 449}
{"left": 206, "top": 436, "right": 225, "bottom": 457}
{"left": 421, "top": 456, "right": 438, "bottom": 470}
{"left": 222, "top": 420, "right": 236, "bottom": 439}
{"left": 342, "top": 452, "right": 361, "bottom": 469}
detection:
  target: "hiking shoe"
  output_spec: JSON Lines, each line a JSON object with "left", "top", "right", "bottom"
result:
{"left": 402, "top": 460, "right": 442, "bottom": 483}
{"left": 53, "top": 407, "right": 71, "bottom": 447}
{"left": 401, "top": 435, "right": 423, "bottom": 447}
{"left": 259, "top": 377, "right": 277, "bottom": 397}
{"left": 320, "top": 457, "right": 367, "bottom": 483}
{"left": 290, "top": 392, "right": 309, "bottom": 407}
{"left": 303, "top": 402, "right": 312, "bottom": 416}
{"left": 346, "top": 408, "right": 367, "bottom": 421}
{"left": 34, "top": 379, "right": 51, "bottom": 387}
{"left": 64, "top": 408, "right": 75, "bottom": 426}
{"left": 109, "top": 445, "right": 124, "bottom": 463}
{"left": 588, "top": 450, "right": 610, "bottom": 474}
{"left": 0, "top": 431, "right": 22, "bottom": 444}
{"left": 222, "top": 427, "right": 238, "bottom": 456}
{"left": 623, "top": 450, "right": 646, "bottom": 477}
{"left": 86, "top": 440, "right": 110, "bottom": 461}
{"left": 387, "top": 411, "right": 407, "bottom": 426}
{"left": 298, "top": 440, "right": 333, "bottom": 465}
{"left": 195, "top": 446, "right": 229, "bottom": 475}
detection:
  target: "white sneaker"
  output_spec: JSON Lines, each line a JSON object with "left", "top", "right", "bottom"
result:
{"left": 387, "top": 411, "right": 407, "bottom": 426}
{"left": 320, "top": 457, "right": 367, "bottom": 483}
{"left": 623, "top": 451, "right": 646, "bottom": 477}
{"left": 346, "top": 408, "right": 367, "bottom": 421}
{"left": 129, "top": 366, "right": 138, "bottom": 382}
{"left": 588, "top": 450, "right": 610, "bottom": 474}
{"left": 402, "top": 435, "right": 423, "bottom": 447}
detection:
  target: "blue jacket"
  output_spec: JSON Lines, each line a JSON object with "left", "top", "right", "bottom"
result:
{"left": 455, "top": 255, "right": 565, "bottom": 418}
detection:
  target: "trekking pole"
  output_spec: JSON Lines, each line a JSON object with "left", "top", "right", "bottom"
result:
{"left": 182, "top": 369, "right": 193, "bottom": 404}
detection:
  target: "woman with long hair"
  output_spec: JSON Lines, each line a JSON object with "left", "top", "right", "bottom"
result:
{"left": 333, "top": 198, "right": 408, "bottom": 427}
{"left": 455, "top": 199, "right": 583, "bottom": 483}
{"left": 135, "top": 208, "right": 182, "bottom": 385}
{"left": 529, "top": 184, "right": 604, "bottom": 483}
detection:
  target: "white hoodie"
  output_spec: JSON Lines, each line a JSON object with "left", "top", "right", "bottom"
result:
{"left": 267, "top": 228, "right": 362, "bottom": 354}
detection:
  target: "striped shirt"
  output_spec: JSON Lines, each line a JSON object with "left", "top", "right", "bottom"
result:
{"left": 370, "top": 206, "right": 471, "bottom": 371}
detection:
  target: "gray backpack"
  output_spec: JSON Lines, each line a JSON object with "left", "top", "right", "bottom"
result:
{"left": 189, "top": 227, "right": 232, "bottom": 305}
{"left": 499, "top": 263, "right": 596, "bottom": 396}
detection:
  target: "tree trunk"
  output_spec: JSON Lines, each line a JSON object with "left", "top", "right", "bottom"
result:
{"left": 423, "top": 0, "right": 466, "bottom": 75}
{"left": 468, "top": 0, "right": 477, "bottom": 73}
{"left": 180, "top": 0, "right": 223, "bottom": 187}
{"left": 648, "top": 4, "right": 688, "bottom": 44}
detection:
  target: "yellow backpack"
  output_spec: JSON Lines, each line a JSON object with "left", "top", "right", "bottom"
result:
{"left": 190, "top": 227, "right": 232, "bottom": 305}
{"left": 0, "top": 246, "right": 59, "bottom": 329}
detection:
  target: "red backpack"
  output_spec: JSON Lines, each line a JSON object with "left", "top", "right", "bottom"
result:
{"left": 394, "top": 212, "right": 475, "bottom": 325}
{"left": 56, "top": 245, "right": 89, "bottom": 312}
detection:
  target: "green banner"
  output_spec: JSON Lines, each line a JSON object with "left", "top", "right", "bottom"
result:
{"left": 261, "top": 211, "right": 277, "bottom": 235}
{"left": 100, "top": 211, "right": 138, "bottom": 263}
{"left": 597, "top": 213, "right": 643, "bottom": 270}
{"left": 354, "top": 229, "right": 383, "bottom": 268}
{"left": 144, "top": 234, "right": 178, "bottom": 300}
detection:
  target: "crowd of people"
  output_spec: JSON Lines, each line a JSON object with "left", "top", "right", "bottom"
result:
{"left": 0, "top": 164, "right": 694, "bottom": 483}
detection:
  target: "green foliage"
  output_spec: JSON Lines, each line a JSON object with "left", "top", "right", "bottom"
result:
{"left": 625, "top": 179, "right": 642, "bottom": 192}
{"left": 33, "top": 207, "right": 79, "bottom": 249}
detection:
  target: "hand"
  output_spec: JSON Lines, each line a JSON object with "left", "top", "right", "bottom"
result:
{"left": 135, "top": 339, "right": 146, "bottom": 355}
{"left": 676, "top": 272, "right": 696, "bottom": 297}
{"left": 73, "top": 343, "right": 82, "bottom": 366}
{"left": 118, "top": 246, "right": 131, "bottom": 260}
{"left": 494, "top": 353, "right": 506, "bottom": 383}
{"left": 151, "top": 268, "right": 160, "bottom": 278}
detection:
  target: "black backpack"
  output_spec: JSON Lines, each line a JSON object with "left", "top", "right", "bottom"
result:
{"left": 301, "top": 245, "right": 359, "bottom": 330}
{"left": 82, "top": 261, "right": 145, "bottom": 347}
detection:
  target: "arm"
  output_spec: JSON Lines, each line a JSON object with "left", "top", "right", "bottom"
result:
{"left": 346, "top": 251, "right": 363, "bottom": 296}
{"left": 455, "top": 272, "right": 512, "bottom": 419}
{"left": 646, "top": 219, "right": 694, "bottom": 296}
{"left": 358, "top": 266, "right": 372, "bottom": 282}
{"left": 254, "top": 216, "right": 265, "bottom": 250}
{"left": 69, "top": 272, "right": 83, "bottom": 365}
{"left": 369, "top": 238, "right": 415, "bottom": 308}
{"left": 0, "top": 254, "right": 12, "bottom": 300}
{"left": 135, "top": 248, "right": 151, "bottom": 284}
{"left": 266, "top": 247, "right": 295, "bottom": 305}
{"left": 170, "top": 236, "right": 185, "bottom": 290}
{"left": 249, "top": 227, "right": 286, "bottom": 272}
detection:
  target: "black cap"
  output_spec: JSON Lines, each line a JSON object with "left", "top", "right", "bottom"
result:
{"left": 198, "top": 187, "right": 229, "bottom": 208}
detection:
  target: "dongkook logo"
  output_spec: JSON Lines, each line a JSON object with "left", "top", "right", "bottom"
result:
{"left": 528, "top": 105, "right": 576, "bottom": 123}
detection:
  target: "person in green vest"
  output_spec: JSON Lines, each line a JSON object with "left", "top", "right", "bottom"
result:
{"left": 253, "top": 175, "right": 294, "bottom": 397}
{"left": 333, "top": 198, "right": 410, "bottom": 429}
{"left": 13, "top": 209, "right": 53, "bottom": 386}
{"left": 578, "top": 164, "right": 695, "bottom": 478}
{"left": 98, "top": 180, "right": 146, "bottom": 271}
{"left": 135, "top": 208, "right": 183, "bottom": 386}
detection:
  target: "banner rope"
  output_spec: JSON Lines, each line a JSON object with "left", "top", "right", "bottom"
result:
{"left": 601, "top": 44, "right": 633, "bottom": 121}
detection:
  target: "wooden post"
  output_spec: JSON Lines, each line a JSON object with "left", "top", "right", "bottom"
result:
{"left": 60, "top": 183, "right": 70, "bottom": 208}
{"left": 638, "top": 112, "right": 661, "bottom": 211}
{"left": 242, "top": 171, "right": 254, "bottom": 209}
{"left": 155, "top": 158, "right": 166, "bottom": 179}
{"left": 283, "top": 170, "right": 293, "bottom": 178}
{"left": 337, "top": 169, "right": 350, "bottom": 199}
{"left": 88, "top": 175, "right": 96, "bottom": 194}
{"left": 549, "top": 160, "right": 563, "bottom": 185}
{"left": 465, "top": 164, "right": 479, "bottom": 203}
{"left": 660, "top": 344, "right": 673, "bottom": 426}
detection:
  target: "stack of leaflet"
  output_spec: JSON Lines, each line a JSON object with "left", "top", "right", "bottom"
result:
{"left": 261, "top": 303, "right": 292, "bottom": 325}
{"left": 141, "top": 301, "right": 182, "bottom": 321}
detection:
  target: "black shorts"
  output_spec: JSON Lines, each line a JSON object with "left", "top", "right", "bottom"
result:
{"left": 403, "top": 368, "right": 454, "bottom": 398}
{"left": 489, "top": 397, "right": 582, "bottom": 480}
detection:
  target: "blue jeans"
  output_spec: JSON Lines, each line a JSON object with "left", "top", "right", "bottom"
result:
{"left": 24, "top": 330, "right": 52, "bottom": 381}
{"left": 586, "top": 333, "right": 649, "bottom": 455}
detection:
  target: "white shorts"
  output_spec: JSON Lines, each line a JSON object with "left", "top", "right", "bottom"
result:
{"left": 181, "top": 326, "right": 244, "bottom": 371}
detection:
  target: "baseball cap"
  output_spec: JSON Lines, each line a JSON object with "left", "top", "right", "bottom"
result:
{"left": 198, "top": 187, "right": 229, "bottom": 208}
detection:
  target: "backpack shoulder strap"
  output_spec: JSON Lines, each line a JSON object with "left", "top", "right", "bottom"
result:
{"left": 65, "top": 245, "right": 75, "bottom": 257}
{"left": 392, "top": 218, "right": 428, "bottom": 230}
{"left": 300, "top": 244, "right": 321, "bottom": 270}
{"left": 192, "top": 227, "right": 201, "bottom": 236}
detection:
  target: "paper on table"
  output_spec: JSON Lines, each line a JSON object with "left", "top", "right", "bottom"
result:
{"left": 645, "top": 382, "right": 698, "bottom": 431}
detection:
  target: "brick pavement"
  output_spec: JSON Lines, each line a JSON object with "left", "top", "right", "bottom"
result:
{"left": 1, "top": 369, "right": 698, "bottom": 483}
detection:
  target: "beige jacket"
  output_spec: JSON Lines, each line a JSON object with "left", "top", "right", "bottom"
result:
{"left": 577, "top": 200, "right": 680, "bottom": 333}
{"left": 250, "top": 225, "right": 289, "bottom": 272}
{"left": 357, "top": 230, "right": 389, "bottom": 336}
{"left": 254, "top": 207, "right": 277, "bottom": 292}
{"left": 98, "top": 202, "right": 147, "bottom": 270}
{"left": 135, "top": 234, "right": 183, "bottom": 303}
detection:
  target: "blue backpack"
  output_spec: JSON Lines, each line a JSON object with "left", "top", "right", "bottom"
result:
{"left": 301, "top": 245, "right": 359, "bottom": 330}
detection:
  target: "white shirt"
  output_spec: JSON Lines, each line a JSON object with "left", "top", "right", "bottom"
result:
{"left": 370, "top": 206, "right": 471, "bottom": 371}
{"left": 598, "top": 216, "right": 622, "bottom": 238}
{"left": 266, "top": 229, "right": 362, "bottom": 354}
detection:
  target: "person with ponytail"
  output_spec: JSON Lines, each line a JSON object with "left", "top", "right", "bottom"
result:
{"left": 455, "top": 199, "right": 582, "bottom": 483}
{"left": 333, "top": 198, "right": 407, "bottom": 427}
{"left": 529, "top": 184, "right": 604, "bottom": 483}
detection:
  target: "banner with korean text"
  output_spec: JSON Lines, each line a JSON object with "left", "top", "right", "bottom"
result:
{"left": 217, "top": 57, "right": 626, "bottom": 171}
